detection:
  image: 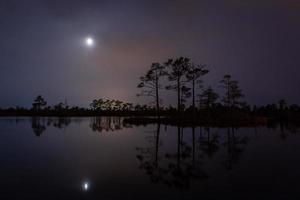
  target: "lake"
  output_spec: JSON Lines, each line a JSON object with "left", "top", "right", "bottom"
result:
{"left": 0, "top": 117, "right": 299, "bottom": 199}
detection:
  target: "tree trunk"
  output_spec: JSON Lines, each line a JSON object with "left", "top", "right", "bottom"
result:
{"left": 192, "top": 77, "right": 195, "bottom": 118}
{"left": 155, "top": 73, "right": 160, "bottom": 118}
{"left": 227, "top": 81, "right": 230, "bottom": 108}
{"left": 177, "top": 77, "right": 181, "bottom": 113}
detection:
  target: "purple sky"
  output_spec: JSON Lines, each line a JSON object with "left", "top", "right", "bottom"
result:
{"left": 0, "top": 0, "right": 299, "bottom": 108}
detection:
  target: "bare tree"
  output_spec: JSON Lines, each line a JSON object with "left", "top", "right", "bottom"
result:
{"left": 180, "top": 85, "right": 191, "bottom": 111}
{"left": 32, "top": 95, "right": 47, "bottom": 111}
{"left": 278, "top": 99, "right": 287, "bottom": 111}
{"left": 186, "top": 63, "right": 209, "bottom": 114}
{"left": 220, "top": 75, "right": 244, "bottom": 108}
{"left": 137, "top": 63, "right": 166, "bottom": 117}
{"left": 165, "top": 57, "right": 190, "bottom": 112}
{"left": 199, "top": 86, "right": 219, "bottom": 109}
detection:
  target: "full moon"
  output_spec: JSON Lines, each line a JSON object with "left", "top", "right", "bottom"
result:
{"left": 85, "top": 37, "right": 94, "bottom": 46}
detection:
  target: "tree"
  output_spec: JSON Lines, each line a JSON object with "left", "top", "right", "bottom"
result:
{"left": 138, "top": 62, "right": 166, "bottom": 117}
{"left": 103, "top": 99, "right": 113, "bottom": 111}
{"left": 220, "top": 75, "right": 244, "bottom": 108}
{"left": 134, "top": 104, "right": 142, "bottom": 111}
{"left": 199, "top": 87, "right": 219, "bottom": 109}
{"left": 90, "top": 99, "right": 105, "bottom": 111}
{"left": 278, "top": 99, "right": 287, "bottom": 111}
{"left": 122, "top": 103, "right": 133, "bottom": 111}
{"left": 186, "top": 63, "right": 209, "bottom": 114}
{"left": 90, "top": 99, "right": 98, "bottom": 110}
{"left": 32, "top": 95, "right": 47, "bottom": 111}
{"left": 53, "top": 102, "right": 65, "bottom": 111}
{"left": 165, "top": 57, "right": 190, "bottom": 112}
{"left": 114, "top": 100, "right": 123, "bottom": 111}
{"left": 180, "top": 85, "right": 191, "bottom": 110}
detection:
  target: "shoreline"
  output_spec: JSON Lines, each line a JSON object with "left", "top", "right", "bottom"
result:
{"left": 1, "top": 114, "right": 299, "bottom": 128}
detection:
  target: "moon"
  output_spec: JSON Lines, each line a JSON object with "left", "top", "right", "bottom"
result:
{"left": 85, "top": 37, "right": 94, "bottom": 47}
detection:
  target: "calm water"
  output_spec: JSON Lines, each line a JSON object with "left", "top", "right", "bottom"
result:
{"left": 0, "top": 117, "right": 299, "bottom": 200}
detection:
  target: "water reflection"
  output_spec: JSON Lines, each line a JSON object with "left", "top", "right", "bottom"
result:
{"left": 1, "top": 117, "right": 300, "bottom": 198}
{"left": 47, "top": 117, "right": 71, "bottom": 129}
{"left": 29, "top": 117, "right": 132, "bottom": 136}
{"left": 30, "top": 117, "right": 74, "bottom": 137}
{"left": 28, "top": 117, "right": 300, "bottom": 142}
{"left": 89, "top": 117, "right": 126, "bottom": 132}
{"left": 82, "top": 181, "right": 89, "bottom": 191}
{"left": 23, "top": 116, "right": 300, "bottom": 189}
{"left": 136, "top": 124, "right": 292, "bottom": 189}
{"left": 136, "top": 124, "right": 208, "bottom": 189}
{"left": 199, "top": 127, "right": 220, "bottom": 158}
{"left": 31, "top": 117, "right": 46, "bottom": 137}
{"left": 222, "top": 128, "right": 249, "bottom": 170}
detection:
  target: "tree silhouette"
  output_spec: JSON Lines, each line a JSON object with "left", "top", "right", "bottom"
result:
{"left": 180, "top": 85, "right": 191, "bottom": 111}
{"left": 186, "top": 63, "right": 209, "bottom": 114}
{"left": 278, "top": 99, "right": 287, "bottom": 111}
{"left": 220, "top": 75, "right": 244, "bottom": 108}
{"left": 90, "top": 99, "right": 105, "bottom": 111}
{"left": 103, "top": 99, "right": 113, "bottom": 111}
{"left": 122, "top": 103, "right": 133, "bottom": 111}
{"left": 114, "top": 100, "right": 123, "bottom": 111}
{"left": 32, "top": 95, "right": 47, "bottom": 111}
{"left": 165, "top": 57, "right": 190, "bottom": 112}
{"left": 53, "top": 102, "right": 65, "bottom": 111}
{"left": 138, "top": 63, "right": 166, "bottom": 118}
{"left": 199, "top": 87, "right": 219, "bottom": 109}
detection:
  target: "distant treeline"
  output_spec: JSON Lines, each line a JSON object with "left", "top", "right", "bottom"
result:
{"left": 0, "top": 57, "right": 299, "bottom": 124}
{"left": 0, "top": 91, "right": 299, "bottom": 124}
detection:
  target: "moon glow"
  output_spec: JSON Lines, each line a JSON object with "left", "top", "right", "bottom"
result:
{"left": 85, "top": 37, "right": 94, "bottom": 47}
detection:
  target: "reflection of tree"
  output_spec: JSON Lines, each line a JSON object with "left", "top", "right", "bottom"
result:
{"left": 31, "top": 117, "right": 46, "bottom": 137}
{"left": 89, "top": 117, "right": 124, "bottom": 132}
{"left": 136, "top": 123, "right": 163, "bottom": 183}
{"left": 136, "top": 125, "right": 208, "bottom": 190}
{"left": 279, "top": 122, "right": 288, "bottom": 140}
{"left": 199, "top": 127, "right": 220, "bottom": 158}
{"left": 279, "top": 122, "right": 300, "bottom": 140}
{"left": 30, "top": 117, "right": 130, "bottom": 136}
{"left": 222, "top": 127, "right": 249, "bottom": 170}
{"left": 31, "top": 117, "right": 73, "bottom": 136}
{"left": 168, "top": 127, "right": 208, "bottom": 189}
{"left": 284, "top": 123, "right": 300, "bottom": 135}
{"left": 46, "top": 117, "right": 71, "bottom": 129}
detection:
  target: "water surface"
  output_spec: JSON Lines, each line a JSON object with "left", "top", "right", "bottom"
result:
{"left": 0, "top": 117, "right": 299, "bottom": 199}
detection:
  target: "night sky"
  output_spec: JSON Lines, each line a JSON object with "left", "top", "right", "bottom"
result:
{"left": 0, "top": 0, "right": 299, "bottom": 108}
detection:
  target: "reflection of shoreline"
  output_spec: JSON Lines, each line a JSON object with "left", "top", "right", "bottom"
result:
{"left": 135, "top": 124, "right": 299, "bottom": 190}
{"left": 89, "top": 117, "right": 127, "bottom": 133}
{"left": 124, "top": 116, "right": 300, "bottom": 128}
{"left": 28, "top": 116, "right": 299, "bottom": 141}
{"left": 31, "top": 117, "right": 72, "bottom": 137}
{"left": 29, "top": 117, "right": 133, "bottom": 136}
